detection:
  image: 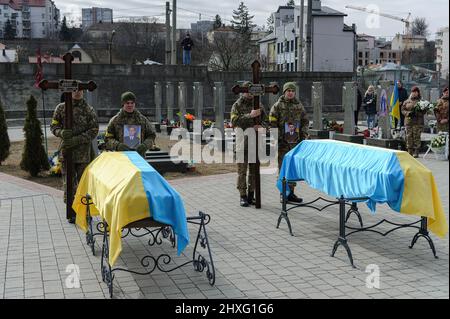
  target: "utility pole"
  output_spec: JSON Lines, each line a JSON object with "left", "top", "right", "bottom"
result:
{"left": 165, "top": 2, "right": 171, "bottom": 64}
{"left": 298, "top": 0, "right": 304, "bottom": 71}
{"left": 171, "top": 0, "right": 177, "bottom": 65}
{"left": 353, "top": 23, "right": 357, "bottom": 81}
{"left": 305, "top": 0, "right": 312, "bottom": 72}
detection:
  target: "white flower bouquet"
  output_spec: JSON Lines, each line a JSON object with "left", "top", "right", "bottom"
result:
{"left": 431, "top": 134, "right": 446, "bottom": 149}
{"left": 413, "top": 100, "right": 433, "bottom": 114}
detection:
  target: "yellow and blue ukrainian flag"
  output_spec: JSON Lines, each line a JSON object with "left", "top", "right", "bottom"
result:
{"left": 73, "top": 152, "right": 189, "bottom": 266}
{"left": 390, "top": 81, "right": 401, "bottom": 126}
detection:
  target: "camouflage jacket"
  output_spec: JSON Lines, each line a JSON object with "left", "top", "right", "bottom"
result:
{"left": 269, "top": 95, "right": 309, "bottom": 149}
{"left": 230, "top": 96, "right": 268, "bottom": 152}
{"left": 434, "top": 97, "right": 448, "bottom": 124}
{"left": 50, "top": 99, "right": 99, "bottom": 163}
{"left": 230, "top": 96, "right": 268, "bottom": 130}
{"left": 105, "top": 108, "right": 156, "bottom": 151}
{"left": 402, "top": 97, "right": 425, "bottom": 126}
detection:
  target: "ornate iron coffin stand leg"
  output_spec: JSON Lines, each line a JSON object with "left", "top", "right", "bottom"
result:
{"left": 331, "top": 196, "right": 355, "bottom": 268}
{"left": 100, "top": 211, "right": 215, "bottom": 298}
{"left": 100, "top": 220, "right": 114, "bottom": 298}
{"left": 277, "top": 178, "right": 294, "bottom": 236}
{"left": 277, "top": 179, "right": 364, "bottom": 236}
{"left": 82, "top": 194, "right": 104, "bottom": 256}
{"left": 345, "top": 202, "right": 363, "bottom": 228}
{"left": 82, "top": 194, "right": 96, "bottom": 256}
{"left": 409, "top": 217, "right": 438, "bottom": 259}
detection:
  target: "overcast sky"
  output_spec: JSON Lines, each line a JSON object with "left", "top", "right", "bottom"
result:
{"left": 55, "top": 0, "right": 449, "bottom": 39}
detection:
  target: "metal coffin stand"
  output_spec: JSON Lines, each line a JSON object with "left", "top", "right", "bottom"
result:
{"left": 277, "top": 178, "right": 438, "bottom": 268}
{"left": 82, "top": 195, "right": 215, "bottom": 298}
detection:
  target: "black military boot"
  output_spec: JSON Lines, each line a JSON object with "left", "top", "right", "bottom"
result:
{"left": 247, "top": 191, "right": 255, "bottom": 205}
{"left": 240, "top": 196, "right": 249, "bottom": 207}
{"left": 287, "top": 192, "right": 303, "bottom": 203}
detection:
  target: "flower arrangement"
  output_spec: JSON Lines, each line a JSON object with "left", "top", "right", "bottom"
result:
{"left": 49, "top": 151, "right": 62, "bottom": 176}
{"left": 412, "top": 100, "right": 433, "bottom": 115}
{"left": 431, "top": 134, "right": 446, "bottom": 149}
{"left": 329, "top": 120, "right": 343, "bottom": 133}
{"left": 184, "top": 113, "right": 196, "bottom": 121}
{"left": 97, "top": 132, "right": 106, "bottom": 151}
{"left": 202, "top": 119, "right": 213, "bottom": 128}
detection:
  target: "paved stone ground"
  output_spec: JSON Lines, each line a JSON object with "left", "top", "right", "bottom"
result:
{"left": 0, "top": 156, "right": 448, "bottom": 299}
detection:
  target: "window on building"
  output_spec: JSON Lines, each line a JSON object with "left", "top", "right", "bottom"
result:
{"left": 291, "top": 40, "right": 294, "bottom": 52}
{"left": 42, "top": 13, "right": 45, "bottom": 19}
{"left": 359, "top": 52, "right": 363, "bottom": 58}
{"left": 365, "top": 52, "right": 368, "bottom": 58}
{"left": 0, "top": 9, "right": 2, "bottom": 14}
{"left": 4, "top": 13, "right": 8, "bottom": 18}
{"left": 359, "top": 59, "right": 363, "bottom": 66}
{"left": 281, "top": 42, "right": 284, "bottom": 53}
{"left": 295, "top": 60, "right": 298, "bottom": 71}
{"left": 3, "top": 5, "right": 8, "bottom": 10}
{"left": 42, "top": 22, "right": 44, "bottom": 26}
{"left": 380, "top": 52, "right": 384, "bottom": 58}
{"left": 392, "top": 52, "right": 396, "bottom": 59}
{"left": 290, "top": 62, "right": 294, "bottom": 71}
{"left": 277, "top": 43, "right": 280, "bottom": 54}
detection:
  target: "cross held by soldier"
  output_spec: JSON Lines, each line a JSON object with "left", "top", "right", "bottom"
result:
{"left": 50, "top": 88, "right": 99, "bottom": 222}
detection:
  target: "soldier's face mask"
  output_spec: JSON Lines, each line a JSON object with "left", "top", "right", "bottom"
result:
{"left": 123, "top": 101, "right": 136, "bottom": 113}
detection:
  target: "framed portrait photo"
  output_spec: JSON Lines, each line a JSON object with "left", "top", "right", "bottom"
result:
{"left": 283, "top": 122, "right": 300, "bottom": 144}
{"left": 123, "top": 124, "right": 141, "bottom": 149}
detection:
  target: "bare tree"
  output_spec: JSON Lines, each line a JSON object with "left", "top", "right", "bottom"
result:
{"left": 113, "top": 19, "right": 165, "bottom": 63}
{"left": 207, "top": 31, "right": 257, "bottom": 71}
{"left": 411, "top": 17, "right": 429, "bottom": 37}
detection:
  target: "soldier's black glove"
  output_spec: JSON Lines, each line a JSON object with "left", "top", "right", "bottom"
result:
{"left": 117, "top": 143, "right": 130, "bottom": 151}
{"left": 136, "top": 143, "right": 148, "bottom": 157}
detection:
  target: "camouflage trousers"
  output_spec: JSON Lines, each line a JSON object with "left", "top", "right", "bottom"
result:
{"left": 62, "top": 162, "right": 88, "bottom": 204}
{"left": 405, "top": 125, "right": 423, "bottom": 154}
{"left": 278, "top": 146, "right": 297, "bottom": 191}
{"left": 237, "top": 158, "right": 256, "bottom": 197}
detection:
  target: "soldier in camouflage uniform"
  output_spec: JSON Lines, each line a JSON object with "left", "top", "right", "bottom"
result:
{"left": 401, "top": 86, "right": 425, "bottom": 158}
{"left": 50, "top": 89, "right": 99, "bottom": 222}
{"left": 230, "top": 81, "right": 267, "bottom": 207}
{"left": 434, "top": 87, "right": 448, "bottom": 133}
{"left": 269, "top": 82, "right": 309, "bottom": 203}
{"left": 105, "top": 91, "right": 157, "bottom": 157}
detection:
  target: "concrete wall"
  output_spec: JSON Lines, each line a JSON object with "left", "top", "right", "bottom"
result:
{"left": 0, "top": 63, "right": 352, "bottom": 122}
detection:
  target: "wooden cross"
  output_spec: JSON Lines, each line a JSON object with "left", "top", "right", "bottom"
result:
{"left": 39, "top": 52, "right": 97, "bottom": 220}
{"left": 232, "top": 60, "right": 280, "bottom": 209}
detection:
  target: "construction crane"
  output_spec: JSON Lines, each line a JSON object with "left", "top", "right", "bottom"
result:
{"left": 345, "top": 5, "right": 412, "bottom": 35}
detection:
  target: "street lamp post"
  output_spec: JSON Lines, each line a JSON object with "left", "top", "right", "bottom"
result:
{"left": 109, "top": 29, "right": 116, "bottom": 65}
